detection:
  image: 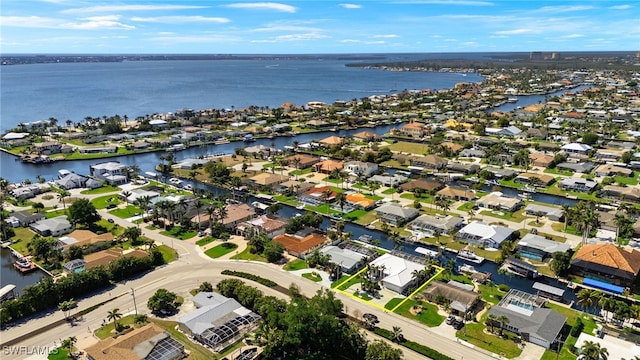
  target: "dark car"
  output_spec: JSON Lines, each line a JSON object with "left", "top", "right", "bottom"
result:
{"left": 453, "top": 320, "right": 464, "bottom": 330}
{"left": 363, "top": 313, "right": 379, "bottom": 323}
{"left": 107, "top": 218, "right": 115, "bottom": 223}
{"left": 106, "top": 204, "right": 117, "bottom": 209}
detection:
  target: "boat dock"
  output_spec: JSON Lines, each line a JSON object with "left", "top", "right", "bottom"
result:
{"left": 0, "top": 284, "right": 16, "bottom": 302}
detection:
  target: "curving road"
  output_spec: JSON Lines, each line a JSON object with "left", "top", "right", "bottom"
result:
{"left": 1, "top": 202, "right": 498, "bottom": 360}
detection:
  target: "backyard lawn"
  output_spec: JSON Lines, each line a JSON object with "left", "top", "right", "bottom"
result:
{"left": 9, "top": 227, "right": 37, "bottom": 255}
{"left": 283, "top": 259, "right": 308, "bottom": 271}
{"left": 91, "top": 195, "right": 121, "bottom": 209}
{"left": 108, "top": 205, "right": 142, "bottom": 219}
{"left": 204, "top": 242, "right": 238, "bottom": 258}
{"left": 230, "top": 247, "right": 267, "bottom": 262}
{"left": 80, "top": 185, "right": 121, "bottom": 195}
{"left": 457, "top": 322, "right": 523, "bottom": 358}
{"left": 160, "top": 226, "right": 198, "bottom": 240}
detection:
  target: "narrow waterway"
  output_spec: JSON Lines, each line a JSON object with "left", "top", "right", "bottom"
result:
{"left": 0, "top": 248, "right": 45, "bottom": 295}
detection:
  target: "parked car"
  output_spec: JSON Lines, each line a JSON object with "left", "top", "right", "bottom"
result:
{"left": 106, "top": 204, "right": 117, "bottom": 209}
{"left": 452, "top": 320, "right": 464, "bottom": 330}
{"left": 107, "top": 218, "right": 115, "bottom": 223}
{"left": 363, "top": 313, "right": 379, "bottom": 323}
{"left": 446, "top": 315, "right": 456, "bottom": 325}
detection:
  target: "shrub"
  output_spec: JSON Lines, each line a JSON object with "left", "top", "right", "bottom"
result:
{"left": 221, "top": 270, "right": 277, "bottom": 287}
{"left": 570, "top": 317, "right": 584, "bottom": 337}
{"left": 373, "top": 327, "right": 453, "bottom": 360}
{"left": 498, "top": 284, "right": 511, "bottom": 292}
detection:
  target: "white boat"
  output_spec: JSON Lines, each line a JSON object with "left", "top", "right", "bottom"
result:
{"left": 458, "top": 264, "right": 477, "bottom": 274}
{"left": 167, "top": 144, "right": 186, "bottom": 152}
{"left": 184, "top": 184, "right": 193, "bottom": 191}
{"left": 507, "top": 97, "right": 518, "bottom": 103}
{"left": 456, "top": 249, "right": 485, "bottom": 264}
{"left": 296, "top": 204, "right": 305, "bottom": 210}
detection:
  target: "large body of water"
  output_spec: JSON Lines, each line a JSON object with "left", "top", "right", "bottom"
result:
{"left": 0, "top": 55, "right": 584, "bottom": 307}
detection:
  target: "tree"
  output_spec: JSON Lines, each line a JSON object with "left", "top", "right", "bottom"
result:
{"left": 550, "top": 251, "right": 573, "bottom": 277}
{"left": 198, "top": 281, "right": 213, "bottom": 293}
{"left": 263, "top": 241, "right": 284, "bottom": 263}
{"left": 134, "top": 314, "right": 148, "bottom": 326}
{"left": 577, "top": 288, "right": 601, "bottom": 313}
{"left": 61, "top": 336, "right": 77, "bottom": 356}
{"left": 32, "top": 202, "right": 45, "bottom": 213}
{"left": 123, "top": 226, "right": 142, "bottom": 245}
{"left": 147, "top": 288, "right": 179, "bottom": 314}
{"left": 497, "top": 315, "right": 510, "bottom": 335}
{"left": 580, "top": 340, "right": 608, "bottom": 360}
{"left": 581, "top": 133, "right": 599, "bottom": 145}
{"left": 365, "top": 340, "right": 403, "bottom": 360}
{"left": 58, "top": 190, "right": 71, "bottom": 210}
{"left": 58, "top": 299, "right": 77, "bottom": 320}
{"left": 65, "top": 245, "right": 83, "bottom": 261}
{"left": 486, "top": 313, "right": 497, "bottom": 333}
{"left": 391, "top": 326, "right": 404, "bottom": 343}
{"left": 67, "top": 198, "right": 100, "bottom": 227}
{"left": 107, "top": 308, "right": 122, "bottom": 331}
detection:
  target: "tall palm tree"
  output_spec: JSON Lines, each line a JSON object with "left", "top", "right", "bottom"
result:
{"left": 61, "top": 336, "right": 77, "bottom": 355}
{"left": 107, "top": 308, "right": 122, "bottom": 331}
{"left": 580, "top": 340, "right": 608, "bottom": 360}
{"left": 193, "top": 198, "right": 204, "bottom": 227}
{"left": 391, "top": 326, "right": 404, "bottom": 343}
{"left": 206, "top": 206, "right": 216, "bottom": 233}
{"left": 58, "top": 190, "right": 71, "bottom": 210}
{"left": 486, "top": 313, "right": 497, "bottom": 333}
{"left": 497, "top": 315, "right": 510, "bottom": 335}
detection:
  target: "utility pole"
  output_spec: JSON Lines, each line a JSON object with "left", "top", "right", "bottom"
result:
{"left": 131, "top": 288, "right": 138, "bottom": 315}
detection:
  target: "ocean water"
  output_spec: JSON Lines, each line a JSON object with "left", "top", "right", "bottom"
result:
{"left": 0, "top": 55, "right": 483, "bottom": 131}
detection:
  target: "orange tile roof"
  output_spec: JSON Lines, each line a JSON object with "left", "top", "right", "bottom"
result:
{"left": 345, "top": 193, "right": 376, "bottom": 208}
{"left": 314, "top": 159, "right": 343, "bottom": 172}
{"left": 319, "top": 136, "right": 344, "bottom": 145}
{"left": 85, "top": 323, "right": 171, "bottom": 360}
{"left": 573, "top": 243, "right": 640, "bottom": 275}
{"left": 273, "top": 233, "right": 327, "bottom": 254}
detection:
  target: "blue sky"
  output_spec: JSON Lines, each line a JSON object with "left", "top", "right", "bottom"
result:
{"left": 1, "top": 1, "right": 638, "bottom": 53}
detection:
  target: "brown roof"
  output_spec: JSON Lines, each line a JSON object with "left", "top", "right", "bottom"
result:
{"left": 249, "top": 173, "right": 289, "bottom": 186}
{"left": 85, "top": 323, "right": 177, "bottom": 360}
{"left": 314, "top": 159, "right": 343, "bottom": 172}
{"left": 573, "top": 243, "right": 640, "bottom": 276}
{"left": 403, "top": 122, "right": 425, "bottom": 130}
{"left": 436, "top": 186, "right": 474, "bottom": 199}
{"left": 84, "top": 248, "right": 148, "bottom": 269}
{"left": 399, "top": 179, "right": 443, "bottom": 192}
{"left": 345, "top": 193, "right": 376, "bottom": 208}
{"left": 441, "top": 142, "right": 464, "bottom": 153}
{"left": 273, "top": 233, "right": 327, "bottom": 255}
{"left": 64, "top": 230, "right": 115, "bottom": 248}
{"left": 352, "top": 131, "right": 381, "bottom": 141}
{"left": 319, "top": 136, "right": 344, "bottom": 145}
{"left": 222, "top": 203, "right": 256, "bottom": 225}
{"left": 284, "top": 154, "right": 320, "bottom": 167}
{"left": 517, "top": 172, "right": 554, "bottom": 184}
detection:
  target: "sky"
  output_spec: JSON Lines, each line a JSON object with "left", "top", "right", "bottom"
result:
{"left": 1, "top": 0, "right": 638, "bottom": 54}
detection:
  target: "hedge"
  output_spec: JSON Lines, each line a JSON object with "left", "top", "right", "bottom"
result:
{"left": 221, "top": 270, "right": 277, "bottom": 288}
{"left": 374, "top": 327, "right": 454, "bottom": 360}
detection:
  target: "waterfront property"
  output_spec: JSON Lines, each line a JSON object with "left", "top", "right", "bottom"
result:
{"left": 523, "top": 204, "right": 564, "bottom": 222}
{"left": 369, "top": 253, "right": 425, "bottom": 294}
{"left": 63, "top": 248, "right": 148, "bottom": 273}
{"left": 374, "top": 203, "right": 419, "bottom": 226}
{"left": 487, "top": 289, "right": 566, "bottom": 349}
{"left": 297, "top": 186, "right": 337, "bottom": 206}
{"left": 477, "top": 192, "right": 522, "bottom": 212}
{"left": 320, "top": 245, "right": 368, "bottom": 275}
{"left": 407, "top": 214, "right": 463, "bottom": 235}
{"left": 177, "top": 292, "right": 261, "bottom": 352}
{"left": 6, "top": 211, "right": 44, "bottom": 227}
{"left": 422, "top": 281, "right": 482, "bottom": 317}
{"left": 571, "top": 243, "right": 640, "bottom": 287}
{"left": 58, "top": 229, "right": 115, "bottom": 249}
{"left": 456, "top": 221, "right": 515, "bottom": 249}
{"left": 86, "top": 323, "right": 185, "bottom": 360}
{"left": 89, "top": 161, "right": 128, "bottom": 185}
{"left": 273, "top": 231, "right": 328, "bottom": 258}
{"left": 30, "top": 216, "right": 74, "bottom": 237}
{"left": 237, "top": 214, "right": 287, "bottom": 238}
{"left": 516, "top": 234, "right": 571, "bottom": 261}
{"left": 558, "top": 178, "right": 598, "bottom": 192}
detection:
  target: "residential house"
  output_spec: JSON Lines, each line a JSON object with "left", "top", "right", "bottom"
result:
{"left": 423, "top": 281, "right": 482, "bottom": 316}
{"left": 320, "top": 245, "right": 367, "bottom": 275}
{"left": 561, "top": 143, "right": 593, "bottom": 155}
{"left": 558, "top": 178, "right": 598, "bottom": 192}
{"left": 313, "top": 159, "right": 343, "bottom": 174}
{"left": 172, "top": 158, "right": 208, "bottom": 170}
{"left": 523, "top": 128, "right": 548, "bottom": 139}
{"left": 460, "top": 148, "right": 486, "bottom": 158}
{"left": 297, "top": 186, "right": 337, "bottom": 206}
{"left": 374, "top": 203, "right": 419, "bottom": 225}
{"left": 58, "top": 230, "right": 115, "bottom": 249}
{"left": 575, "top": 333, "right": 640, "bottom": 360}
{"left": 399, "top": 122, "right": 429, "bottom": 137}
{"left": 440, "top": 142, "right": 464, "bottom": 154}
{"left": 516, "top": 234, "right": 571, "bottom": 261}
{"left": 456, "top": 221, "right": 515, "bottom": 249}
{"left": 368, "top": 174, "right": 408, "bottom": 187}
{"left": 446, "top": 163, "right": 480, "bottom": 175}
{"left": 556, "top": 162, "right": 596, "bottom": 174}
{"left": 30, "top": 216, "right": 74, "bottom": 237}
{"left": 515, "top": 173, "right": 555, "bottom": 187}
{"left": 436, "top": 186, "right": 476, "bottom": 201}
{"left": 307, "top": 119, "right": 331, "bottom": 129}
{"left": 488, "top": 289, "right": 566, "bottom": 348}
{"left": 63, "top": 248, "right": 147, "bottom": 273}
{"left": 319, "top": 136, "right": 344, "bottom": 146}
{"left": 524, "top": 204, "right": 564, "bottom": 222}
{"left": 284, "top": 154, "right": 320, "bottom": 169}
{"left": 483, "top": 167, "right": 518, "bottom": 179}
{"left": 90, "top": 161, "right": 128, "bottom": 185}
{"left": 79, "top": 145, "right": 118, "bottom": 154}
{"left": 409, "top": 154, "right": 447, "bottom": 170}
{"left": 352, "top": 131, "right": 382, "bottom": 142}
{"left": 7, "top": 211, "right": 44, "bottom": 227}
{"left": 369, "top": 253, "right": 425, "bottom": 294}
{"left": 55, "top": 173, "right": 89, "bottom": 190}
{"left": 237, "top": 214, "right": 287, "bottom": 238}
{"left": 177, "top": 292, "right": 261, "bottom": 352}
{"left": 407, "top": 214, "right": 463, "bottom": 235}
{"left": 343, "top": 161, "right": 379, "bottom": 178}
{"left": 478, "top": 192, "right": 523, "bottom": 212}
{"left": 529, "top": 153, "right": 555, "bottom": 168}
{"left": 33, "top": 141, "right": 63, "bottom": 155}
{"left": 594, "top": 164, "right": 633, "bottom": 177}
{"left": 602, "top": 185, "right": 640, "bottom": 202}
{"left": 345, "top": 193, "right": 377, "bottom": 210}
{"left": 399, "top": 179, "right": 444, "bottom": 193}
{"left": 275, "top": 180, "right": 314, "bottom": 195}
{"left": 85, "top": 323, "right": 185, "bottom": 360}
{"left": 594, "top": 149, "right": 623, "bottom": 162}
{"left": 273, "top": 232, "right": 327, "bottom": 258}
{"left": 248, "top": 173, "right": 289, "bottom": 190}
{"left": 571, "top": 243, "right": 640, "bottom": 287}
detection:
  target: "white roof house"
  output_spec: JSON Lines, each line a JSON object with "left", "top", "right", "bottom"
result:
{"left": 575, "top": 333, "right": 640, "bottom": 360}
{"left": 369, "top": 253, "right": 424, "bottom": 294}
{"left": 561, "top": 143, "right": 593, "bottom": 154}
{"left": 456, "top": 221, "right": 515, "bottom": 249}
{"left": 30, "top": 216, "right": 74, "bottom": 237}
{"left": 2, "top": 132, "right": 30, "bottom": 140}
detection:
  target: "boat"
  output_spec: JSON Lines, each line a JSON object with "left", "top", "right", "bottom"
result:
{"left": 507, "top": 97, "right": 518, "bottom": 103}
{"left": 458, "top": 264, "right": 477, "bottom": 274}
{"left": 167, "top": 144, "right": 186, "bottom": 152}
{"left": 456, "top": 249, "right": 485, "bottom": 264}
{"left": 357, "top": 234, "right": 373, "bottom": 243}
{"left": 296, "top": 204, "right": 305, "bottom": 210}
{"left": 243, "top": 134, "right": 256, "bottom": 143}
{"left": 14, "top": 257, "right": 37, "bottom": 273}
{"left": 505, "top": 258, "right": 539, "bottom": 278}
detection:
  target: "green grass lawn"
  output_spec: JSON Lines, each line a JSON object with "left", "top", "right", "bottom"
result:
{"left": 273, "top": 194, "right": 299, "bottom": 206}
{"left": 354, "top": 211, "right": 378, "bottom": 226}
{"left": 289, "top": 167, "right": 313, "bottom": 176}
{"left": 80, "top": 185, "right": 121, "bottom": 195}
{"left": 344, "top": 209, "right": 369, "bottom": 221}
{"left": 457, "top": 202, "right": 476, "bottom": 212}
{"left": 230, "top": 247, "right": 267, "bottom": 262}
{"left": 382, "top": 188, "right": 399, "bottom": 195}
{"left": 615, "top": 175, "right": 638, "bottom": 185}
{"left": 9, "top": 227, "right": 37, "bottom": 255}
{"left": 337, "top": 276, "right": 362, "bottom": 290}
{"left": 157, "top": 245, "right": 178, "bottom": 263}
{"left": 283, "top": 259, "right": 309, "bottom": 271}
{"left": 48, "top": 349, "right": 69, "bottom": 360}
{"left": 385, "top": 297, "right": 403, "bottom": 310}
{"left": 108, "top": 205, "right": 141, "bottom": 219}
{"left": 91, "top": 194, "right": 121, "bottom": 209}
{"left": 387, "top": 141, "right": 429, "bottom": 154}
{"left": 160, "top": 226, "right": 197, "bottom": 240}
{"left": 544, "top": 168, "right": 574, "bottom": 176}
{"left": 94, "top": 315, "right": 138, "bottom": 339}
{"left": 478, "top": 283, "right": 507, "bottom": 305}
{"left": 196, "top": 237, "right": 216, "bottom": 246}
{"left": 302, "top": 272, "right": 323, "bottom": 282}
{"left": 45, "top": 209, "right": 67, "bottom": 219}
{"left": 331, "top": 275, "right": 351, "bottom": 288}
{"left": 394, "top": 299, "right": 444, "bottom": 327}
{"left": 480, "top": 208, "right": 526, "bottom": 222}
{"left": 551, "top": 223, "right": 581, "bottom": 236}
{"left": 152, "top": 319, "right": 219, "bottom": 360}
{"left": 204, "top": 242, "right": 238, "bottom": 258}
{"left": 305, "top": 203, "right": 332, "bottom": 214}
{"left": 457, "top": 322, "right": 522, "bottom": 359}
{"left": 323, "top": 176, "right": 343, "bottom": 184}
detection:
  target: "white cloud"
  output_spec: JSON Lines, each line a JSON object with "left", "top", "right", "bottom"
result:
{"left": 149, "top": 34, "right": 241, "bottom": 43}
{"left": 494, "top": 28, "right": 537, "bottom": 35}
{"left": 532, "top": 5, "right": 594, "bottom": 13}
{"left": 131, "top": 16, "right": 230, "bottom": 24}
{"left": 339, "top": 39, "right": 361, "bottom": 43}
{"left": 274, "top": 32, "right": 328, "bottom": 41}
{"left": 339, "top": 4, "right": 362, "bottom": 9}
{"left": 62, "top": 15, "right": 135, "bottom": 30}
{"left": 1, "top": 15, "right": 134, "bottom": 30}
{"left": 558, "top": 33, "right": 585, "bottom": 39}
{"left": 62, "top": 5, "right": 208, "bottom": 14}
{"left": 224, "top": 2, "right": 297, "bottom": 13}
{"left": 389, "top": 0, "right": 494, "bottom": 6}
{"left": 252, "top": 25, "right": 322, "bottom": 32}
{"left": 0, "top": 16, "right": 60, "bottom": 28}
{"left": 609, "top": 4, "right": 632, "bottom": 10}
{"left": 373, "top": 34, "right": 399, "bottom": 38}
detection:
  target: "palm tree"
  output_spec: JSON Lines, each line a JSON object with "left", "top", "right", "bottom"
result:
{"left": 580, "top": 340, "right": 608, "bottom": 360}
{"left": 107, "top": 308, "right": 122, "bottom": 331}
{"left": 193, "top": 198, "right": 204, "bottom": 226}
{"left": 58, "top": 190, "right": 70, "bottom": 210}
{"left": 497, "top": 315, "right": 510, "bottom": 335}
{"left": 61, "top": 336, "right": 77, "bottom": 356}
{"left": 486, "top": 313, "right": 497, "bottom": 333}
{"left": 391, "top": 326, "right": 404, "bottom": 343}
{"left": 122, "top": 191, "right": 131, "bottom": 207}
{"left": 206, "top": 205, "right": 216, "bottom": 233}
